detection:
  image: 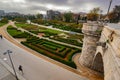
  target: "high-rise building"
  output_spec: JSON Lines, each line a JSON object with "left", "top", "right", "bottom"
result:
{"left": 47, "top": 10, "right": 62, "bottom": 20}
{"left": 0, "top": 10, "right": 5, "bottom": 17}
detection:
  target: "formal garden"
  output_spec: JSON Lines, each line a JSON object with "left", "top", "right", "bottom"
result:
{"left": 32, "top": 19, "right": 83, "bottom": 33}
{"left": 15, "top": 23, "right": 83, "bottom": 47}
{"left": 7, "top": 25, "right": 82, "bottom": 68}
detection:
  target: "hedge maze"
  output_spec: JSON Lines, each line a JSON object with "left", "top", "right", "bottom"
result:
{"left": 7, "top": 24, "right": 82, "bottom": 68}
{"left": 22, "top": 36, "right": 81, "bottom": 68}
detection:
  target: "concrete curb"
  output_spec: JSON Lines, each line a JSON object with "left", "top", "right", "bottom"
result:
{"left": 0, "top": 58, "right": 27, "bottom": 80}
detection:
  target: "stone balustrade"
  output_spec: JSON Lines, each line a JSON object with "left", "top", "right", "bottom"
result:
{"left": 82, "top": 22, "right": 103, "bottom": 36}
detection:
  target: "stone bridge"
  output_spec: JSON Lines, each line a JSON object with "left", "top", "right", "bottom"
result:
{"left": 79, "top": 22, "right": 120, "bottom": 80}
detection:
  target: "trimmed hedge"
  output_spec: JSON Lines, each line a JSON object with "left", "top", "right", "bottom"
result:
{"left": 32, "top": 43, "right": 64, "bottom": 58}
{"left": 42, "top": 44, "right": 57, "bottom": 50}
{"left": 52, "top": 38, "right": 83, "bottom": 47}
{"left": 21, "top": 42, "right": 77, "bottom": 68}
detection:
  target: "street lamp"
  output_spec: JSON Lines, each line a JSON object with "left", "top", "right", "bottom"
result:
{"left": 4, "top": 50, "right": 19, "bottom": 80}
{"left": 99, "top": 10, "right": 103, "bottom": 20}
{"left": 106, "top": 0, "right": 113, "bottom": 21}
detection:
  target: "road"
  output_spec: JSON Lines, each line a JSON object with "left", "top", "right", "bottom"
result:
{"left": 0, "top": 38, "right": 88, "bottom": 80}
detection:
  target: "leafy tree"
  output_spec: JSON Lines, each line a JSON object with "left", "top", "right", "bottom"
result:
{"left": 14, "top": 17, "right": 26, "bottom": 23}
{"left": 0, "top": 18, "right": 8, "bottom": 23}
{"left": 27, "top": 15, "right": 36, "bottom": 20}
{"left": 108, "top": 5, "right": 120, "bottom": 23}
{"left": 36, "top": 13, "right": 43, "bottom": 19}
{"left": 32, "top": 19, "right": 44, "bottom": 24}
{"left": 64, "top": 11, "right": 73, "bottom": 22}
{"left": 87, "top": 7, "right": 100, "bottom": 21}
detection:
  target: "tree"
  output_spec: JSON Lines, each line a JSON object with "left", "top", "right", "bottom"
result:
{"left": 0, "top": 18, "right": 8, "bottom": 23}
{"left": 87, "top": 7, "right": 100, "bottom": 21}
{"left": 27, "top": 15, "right": 36, "bottom": 20}
{"left": 14, "top": 17, "right": 26, "bottom": 23}
{"left": 108, "top": 5, "right": 120, "bottom": 23}
{"left": 64, "top": 11, "right": 73, "bottom": 22}
{"left": 36, "top": 13, "right": 43, "bottom": 19}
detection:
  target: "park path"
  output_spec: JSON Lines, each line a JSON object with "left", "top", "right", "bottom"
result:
{"left": 0, "top": 21, "right": 103, "bottom": 80}
{"left": 73, "top": 53, "right": 103, "bottom": 80}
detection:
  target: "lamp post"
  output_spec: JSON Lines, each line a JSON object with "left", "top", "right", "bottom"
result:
{"left": 99, "top": 10, "right": 103, "bottom": 20}
{"left": 4, "top": 50, "right": 19, "bottom": 80}
{"left": 107, "top": 0, "right": 113, "bottom": 21}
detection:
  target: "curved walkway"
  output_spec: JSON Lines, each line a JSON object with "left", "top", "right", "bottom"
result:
{"left": 0, "top": 21, "right": 103, "bottom": 80}
{"left": 73, "top": 53, "right": 103, "bottom": 80}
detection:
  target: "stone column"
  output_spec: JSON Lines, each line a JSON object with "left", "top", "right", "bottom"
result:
{"left": 79, "top": 21, "right": 103, "bottom": 69}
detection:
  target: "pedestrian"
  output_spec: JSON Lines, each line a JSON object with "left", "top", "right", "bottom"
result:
{"left": 18, "top": 65, "right": 23, "bottom": 75}
{"left": 0, "top": 35, "right": 2, "bottom": 39}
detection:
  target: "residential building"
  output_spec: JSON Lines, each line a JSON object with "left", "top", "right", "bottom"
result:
{"left": 0, "top": 10, "right": 5, "bottom": 17}
{"left": 47, "top": 10, "right": 62, "bottom": 20}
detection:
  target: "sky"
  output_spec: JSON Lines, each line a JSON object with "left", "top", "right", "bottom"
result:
{"left": 0, "top": 0, "right": 120, "bottom": 14}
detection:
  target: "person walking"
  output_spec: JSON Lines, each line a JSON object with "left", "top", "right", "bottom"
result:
{"left": 18, "top": 65, "right": 23, "bottom": 75}
{"left": 0, "top": 35, "right": 2, "bottom": 39}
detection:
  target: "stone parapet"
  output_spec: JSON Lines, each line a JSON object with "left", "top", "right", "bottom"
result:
{"left": 82, "top": 22, "right": 103, "bottom": 36}
{"left": 79, "top": 22, "right": 103, "bottom": 69}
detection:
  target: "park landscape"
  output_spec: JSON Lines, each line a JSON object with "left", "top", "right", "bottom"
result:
{"left": 6, "top": 21, "right": 83, "bottom": 68}
{"left": 0, "top": 1, "right": 120, "bottom": 79}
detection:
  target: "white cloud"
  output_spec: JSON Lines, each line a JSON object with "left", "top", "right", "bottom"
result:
{"left": 0, "top": 0, "right": 119, "bottom": 14}
{"left": 12, "top": 0, "right": 26, "bottom": 3}
{"left": 46, "top": 4, "right": 71, "bottom": 11}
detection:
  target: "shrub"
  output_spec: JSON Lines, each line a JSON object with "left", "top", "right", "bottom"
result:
{"left": 21, "top": 41, "right": 77, "bottom": 68}
{"left": 42, "top": 44, "right": 57, "bottom": 50}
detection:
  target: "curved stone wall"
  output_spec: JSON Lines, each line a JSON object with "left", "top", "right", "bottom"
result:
{"left": 79, "top": 22, "right": 103, "bottom": 69}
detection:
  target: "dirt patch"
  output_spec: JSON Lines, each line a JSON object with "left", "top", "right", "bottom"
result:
{"left": 15, "top": 38, "right": 26, "bottom": 42}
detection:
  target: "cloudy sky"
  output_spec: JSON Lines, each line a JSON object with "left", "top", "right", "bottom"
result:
{"left": 0, "top": 0, "right": 120, "bottom": 14}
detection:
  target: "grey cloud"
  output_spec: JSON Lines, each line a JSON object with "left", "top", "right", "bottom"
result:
{"left": 0, "top": 0, "right": 120, "bottom": 14}
{"left": 26, "top": 0, "right": 68, "bottom": 6}
{"left": 29, "top": 5, "right": 48, "bottom": 11}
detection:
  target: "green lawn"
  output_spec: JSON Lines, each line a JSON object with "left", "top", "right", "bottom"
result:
{"left": 7, "top": 25, "right": 30, "bottom": 38}
{"left": 15, "top": 22, "right": 83, "bottom": 47}
{"left": 16, "top": 23, "right": 62, "bottom": 34}
{"left": 0, "top": 22, "right": 7, "bottom": 27}
{"left": 15, "top": 23, "right": 31, "bottom": 27}
{"left": 39, "top": 28, "right": 61, "bottom": 34}
{"left": 15, "top": 23, "right": 38, "bottom": 30}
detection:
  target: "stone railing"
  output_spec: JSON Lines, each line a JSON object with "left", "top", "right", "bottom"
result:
{"left": 103, "top": 26, "right": 120, "bottom": 58}
{"left": 82, "top": 22, "right": 103, "bottom": 36}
